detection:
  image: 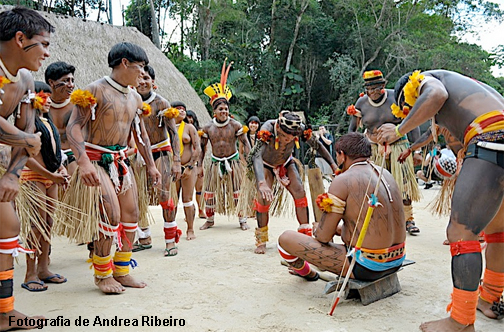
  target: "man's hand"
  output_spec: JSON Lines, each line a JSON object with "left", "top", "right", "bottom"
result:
{"left": 0, "top": 173, "right": 20, "bottom": 202}
{"left": 197, "top": 165, "right": 204, "bottom": 178}
{"left": 397, "top": 148, "right": 412, "bottom": 164}
{"left": 148, "top": 165, "right": 162, "bottom": 189}
{"left": 171, "top": 161, "right": 181, "bottom": 181}
{"left": 79, "top": 159, "right": 100, "bottom": 186}
{"left": 258, "top": 181, "right": 273, "bottom": 202}
{"left": 377, "top": 123, "right": 401, "bottom": 145}
{"left": 25, "top": 132, "right": 42, "bottom": 157}
{"left": 50, "top": 172, "right": 69, "bottom": 186}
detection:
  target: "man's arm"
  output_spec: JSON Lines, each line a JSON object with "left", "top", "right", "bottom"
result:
{"left": 0, "top": 100, "right": 39, "bottom": 202}
{"left": 406, "top": 126, "right": 421, "bottom": 143}
{"left": 133, "top": 115, "right": 161, "bottom": 186}
{"left": 66, "top": 99, "right": 100, "bottom": 186}
{"left": 238, "top": 132, "right": 250, "bottom": 159}
{"left": 348, "top": 116, "right": 358, "bottom": 133}
{"left": 198, "top": 125, "right": 209, "bottom": 167}
{"left": 316, "top": 176, "right": 349, "bottom": 243}
{"left": 0, "top": 117, "right": 40, "bottom": 151}
{"left": 397, "top": 80, "right": 448, "bottom": 136}
{"left": 307, "top": 135, "right": 338, "bottom": 173}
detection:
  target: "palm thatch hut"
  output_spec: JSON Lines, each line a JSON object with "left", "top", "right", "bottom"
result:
{"left": 0, "top": 5, "right": 211, "bottom": 123}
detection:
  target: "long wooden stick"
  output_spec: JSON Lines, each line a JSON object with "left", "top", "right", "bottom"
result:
{"left": 328, "top": 146, "right": 387, "bottom": 315}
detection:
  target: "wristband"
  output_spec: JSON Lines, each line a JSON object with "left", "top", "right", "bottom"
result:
{"left": 395, "top": 125, "right": 404, "bottom": 138}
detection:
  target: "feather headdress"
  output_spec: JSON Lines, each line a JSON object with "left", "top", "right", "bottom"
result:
{"left": 203, "top": 58, "right": 233, "bottom": 107}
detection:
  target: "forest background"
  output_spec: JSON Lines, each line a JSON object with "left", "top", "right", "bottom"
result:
{"left": 4, "top": 0, "right": 504, "bottom": 136}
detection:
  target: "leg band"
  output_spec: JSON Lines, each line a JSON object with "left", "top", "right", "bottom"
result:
{"left": 121, "top": 222, "right": 138, "bottom": 233}
{"left": 255, "top": 225, "right": 269, "bottom": 246}
{"left": 484, "top": 232, "right": 504, "bottom": 243}
{"left": 254, "top": 200, "right": 270, "bottom": 213}
{"left": 479, "top": 268, "right": 504, "bottom": 304}
{"left": 446, "top": 287, "right": 478, "bottom": 325}
{"left": 164, "top": 221, "right": 182, "bottom": 244}
{"left": 0, "top": 236, "right": 35, "bottom": 256}
{"left": 204, "top": 192, "right": 215, "bottom": 218}
{"left": 277, "top": 243, "right": 298, "bottom": 262}
{"left": 291, "top": 261, "right": 313, "bottom": 277}
{"left": 183, "top": 201, "right": 194, "bottom": 207}
{"left": 196, "top": 191, "right": 202, "bottom": 195}
{"left": 450, "top": 240, "right": 482, "bottom": 256}
{"left": 0, "top": 269, "right": 14, "bottom": 313}
{"left": 298, "top": 223, "right": 313, "bottom": 237}
{"left": 90, "top": 254, "right": 114, "bottom": 279}
{"left": 160, "top": 199, "right": 176, "bottom": 211}
{"left": 98, "top": 221, "right": 118, "bottom": 237}
{"left": 113, "top": 251, "right": 137, "bottom": 277}
{"left": 294, "top": 197, "right": 308, "bottom": 208}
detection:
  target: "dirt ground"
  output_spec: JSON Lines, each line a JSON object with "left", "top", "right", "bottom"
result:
{"left": 13, "top": 185, "right": 501, "bottom": 332}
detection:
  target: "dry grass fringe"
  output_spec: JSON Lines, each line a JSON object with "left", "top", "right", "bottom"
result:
{"left": 204, "top": 159, "right": 244, "bottom": 216}
{"left": 371, "top": 141, "right": 421, "bottom": 202}
{"left": 131, "top": 157, "right": 155, "bottom": 228}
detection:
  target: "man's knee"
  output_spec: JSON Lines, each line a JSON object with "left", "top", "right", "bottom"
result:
{"left": 446, "top": 222, "right": 480, "bottom": 242}
{"left": 278, "top": 230, "right": 297, "bottom": 247}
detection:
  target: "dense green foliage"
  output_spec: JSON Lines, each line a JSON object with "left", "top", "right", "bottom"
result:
{"left": 125, "top": 0, "right": 502, "bottom": 133}
{"left": 13, "top": 1, "right": 503, "bottom": 133}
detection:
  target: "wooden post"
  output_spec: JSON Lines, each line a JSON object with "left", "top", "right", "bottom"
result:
{"left": 307, "top": 167, "right": 324, "bottom": 223}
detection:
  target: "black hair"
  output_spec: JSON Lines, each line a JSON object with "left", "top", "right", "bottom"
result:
{"left": 44, "top": 61, "right": 75, "bottom": 84}
{"left": 0, "top": 6, "right": 55, "bottom": 42}
{"left": 184, "top": 110, "right": 200, "bottom": 130}
{"left": 171, "top": 101, "right": 186, "bottom": 109}
{"left": 34, "top": 81, "right": 52, "bottom": 94}
{"left": 144, "top": 65, "right": 155, "bottom": 80}
{"left": 334, "top": 132, "right": 371, "bottom": 159}
{"left": 212, "top": 98, "right": 229, "bottom": 110}
{"left": 394, "top": 72, "right": 413, "bottom": 107}
{"left": 108, "top": 42, "right": 149, "bottom": 68}
{"left": 247, "top": 116, "right": 261, "bottom": 127}
{"left": 33, "top": 81, "right": 61, "bottom": 173}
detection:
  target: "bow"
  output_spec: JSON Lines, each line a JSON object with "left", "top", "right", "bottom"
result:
{"left": 328, "top": 144, "right": 388, "bottom": 315}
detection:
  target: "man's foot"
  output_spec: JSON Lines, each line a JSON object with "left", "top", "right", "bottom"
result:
{"left": 287, "top": 266, "right": 320, "bottom": 281}
{"left": 164, "top": 243, "right": 178, "bottom": 256}
{"left": 419, "top": 317, "right": 475, "bottom": 332}
{"left": 186, "top": 230, "right": 196, "bottom": 240}
{"left": 477, "top": 298, "right": 504, "bottom": 320}
{"left": 239, "top": 222, "right": 250, "bottom": 231}
{"left": 0, "top": 310, "right": 46, "bottom": 331}
{"left": 38, "top": 273, "right": 67, "bottom": 284}
{"left": 254, "top": 244, "right": 266, "bottom": 254}
{"left": 94, "top": 277, "right": 125, "bottom": 294}
{"left": 114, "top": 274, "right": 147, "bottom": 288}
{"left": 198, "top": 210, "right": 207, "bottom": 219}
{"left": 406, "top": 220, "right": 420, "bottom": 235}
{"left": 199, "top": 221, "right": 214, "bottom": 230}
{"left": 21, "top": 280, "right": 47, "bottom": 292}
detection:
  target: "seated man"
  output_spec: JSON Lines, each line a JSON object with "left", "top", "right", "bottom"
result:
{"left": 277, "top": 132, "right": 406, "bottom": 283}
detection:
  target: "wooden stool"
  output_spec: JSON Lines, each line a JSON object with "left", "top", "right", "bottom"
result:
{"left": 323, "top": 259, "right": 415, "bottom": 306}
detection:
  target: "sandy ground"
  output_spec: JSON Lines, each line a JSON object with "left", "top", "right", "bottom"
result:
{"left": 13, "top": 184, "right": 501, "bottom": 332}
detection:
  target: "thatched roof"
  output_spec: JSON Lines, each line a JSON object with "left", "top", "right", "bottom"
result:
{"left": 0, "top": 5, "right": 211, "bottom": 123}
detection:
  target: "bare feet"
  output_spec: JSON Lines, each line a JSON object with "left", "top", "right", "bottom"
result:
{"left": 239, "top": 222, "right": 250, "bottom": 231}
{"left": 94, "top": 277, "right": 125, "bottom": 294}
{"left": 198, "top": 210, "right": 207, "bottom": 219}
{"left": 0, "top": 310, "right": 46, "bottom": 331}
{"left": 114, "top": 274, "right": 147, "bottom": 288}
{"left": 419, "top": 317, "right": 475, "bottom": 332}
{"left": 200, "top": 221, "right": 214, "bottom": 230}
{"left": 477, "top": 297, "right": 502, "bottom": 319}
{"left": 164, "top": 242, "right": 178, "bottom": 257}
{"left": 254, "top": 244, "right": 266, "bottom": 254}
{"left": 186, "top": 229, "right": 196, "bottom": 240}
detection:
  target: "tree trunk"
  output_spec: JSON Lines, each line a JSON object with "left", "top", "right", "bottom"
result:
{"left": 108, "top": 0, "right": 113, "bottom": 24}
{"left": 149, "top": 0, "right": 161, "bottom": 49}
{"left": 198, "top": 2, "right": 216, "bottom": 61}
{"left": 280, "top": 0, "right": 309, "bottom": 98}
{"left": 96, "top": 0, "right": 102, "bottom": 22}
{"left": 180, "top": 10, "right": 184, "bottom": 56}
{"left": 82, "top": 0, "right": 86, "bottom": 19}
